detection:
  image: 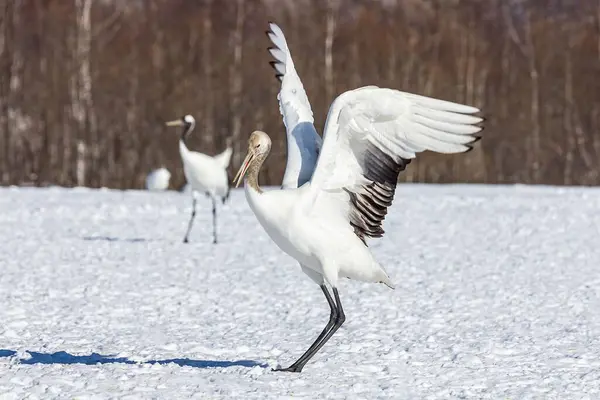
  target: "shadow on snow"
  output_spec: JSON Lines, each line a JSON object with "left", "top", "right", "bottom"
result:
{"left": 82, "top": 236, "right": 148, "bottom": 243}
{"left": 0, "top": 349, "right": 266, "bottom": 369}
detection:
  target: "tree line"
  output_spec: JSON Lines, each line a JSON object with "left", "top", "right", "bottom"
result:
{"left": 0, "top": 0, "right": 599, "bottom": 189}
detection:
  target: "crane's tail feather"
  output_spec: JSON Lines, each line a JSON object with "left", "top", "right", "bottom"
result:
{"left": 381, "top": 278, "right": 395, "bottom": 290}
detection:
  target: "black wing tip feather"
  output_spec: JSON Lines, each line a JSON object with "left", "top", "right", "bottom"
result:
{"left": 465, "top": 135, "right": 483, "bottom": 152}
{"left": 267, "top": 46, "right": 282, "bottom": 55}
{"left": 267, "top": 48, "right": 284, "bottom": 82}
{"left": 266, "top": 22, "right": 275, "bottom": 34}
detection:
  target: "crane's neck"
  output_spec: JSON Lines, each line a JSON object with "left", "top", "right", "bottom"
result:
{"left": 245, "top": 152, "right": 268, "bottom": 194}
{"left": 180, "top": 122, "right": 195, "bottom": 146}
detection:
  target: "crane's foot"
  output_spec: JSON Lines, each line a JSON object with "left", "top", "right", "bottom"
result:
{"left": 212, "top": 239, "right": 218, "bottom": 245}
{"left": 183, "top": 237, "right": 189, "bottom": 244}
{"left": 272, "top": 365, "right": 302, "bottom": 373}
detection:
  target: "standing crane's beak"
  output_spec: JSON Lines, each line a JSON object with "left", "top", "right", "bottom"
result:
{"left": 165, "top": 119, "right": 184, "bottom": 127}
{"left": 233, "top": 151, "right": 254, "bottom": 188}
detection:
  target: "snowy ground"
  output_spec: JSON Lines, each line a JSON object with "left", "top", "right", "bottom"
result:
{"left": 1, "top": 184, "right": 600, "bottom": 399}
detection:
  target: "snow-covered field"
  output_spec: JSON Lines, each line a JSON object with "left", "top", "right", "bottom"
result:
{"left": 1, "top": 184, "right": 600, "bottom": 399}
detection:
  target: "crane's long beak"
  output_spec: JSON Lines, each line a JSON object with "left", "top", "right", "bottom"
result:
{"left": 165, "top": 119, "right": 183, "bottom": 127}
{"left": 233, "top": 152, "right": 254, "bottom": 188}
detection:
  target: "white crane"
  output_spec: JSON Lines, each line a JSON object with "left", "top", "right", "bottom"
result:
{"left": 145, "top": 167, "right": 171, "bottom": 191}
{"left": 233, "top": 24, "right": 483, "bottom": 373}
{"left": 165, "top": 115, "right": 232, "bottom": 244}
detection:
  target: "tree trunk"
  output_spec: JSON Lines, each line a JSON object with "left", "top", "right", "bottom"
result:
{"left": 0, "top": 1, "right": 12, "bottom": 183}
{"left": 324, "top": 1, "right": 337, "bottom": 103}
{"left": 71, "top": 0, "right": 94, "bottom": 187}
{"left": 230, "top": 0, "right": 245, "bottom": 167}
{"left": 563, "top": 47, "right": 574, "bottom": 185}
{"left": 203, "top": 0, "right": 214, "bottom": 146}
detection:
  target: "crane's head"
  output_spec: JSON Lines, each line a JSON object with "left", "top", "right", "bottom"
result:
{"left": 165, "top": 115, "right": 196, "bottom": 140}
{"left": 165, "top": 114, "right": 195, "bottom": 128}
{"left": 233, "top": 131, "right": 271, "bottom": 188}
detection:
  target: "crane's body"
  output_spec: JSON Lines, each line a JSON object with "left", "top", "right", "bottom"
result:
{"left": 244, "top": 183, "right": 392, "bottom": 288}
{"left": 232, "top": 22, "right": 484, "bottom": 374}
{"left": 179, "top": 141, "right": 229, "bottom": 200}
{"left": 166, "top": 115, "right": 232, "bottom": 244}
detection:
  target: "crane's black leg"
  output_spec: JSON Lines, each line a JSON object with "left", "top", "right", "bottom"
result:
{"left": 273, "top": 286, "right": 345, "bottom": 373}
{"left": 212, "top": 197, "right": 217, "bottom": 244}
{"left": 183, "top": 197, "right": 197, "bottom": 243}
{"left": 223, "top": 173, "right": 232, "bottom": 204}
{"left": 223, "top": 187, "right": 231, "bottom": 204}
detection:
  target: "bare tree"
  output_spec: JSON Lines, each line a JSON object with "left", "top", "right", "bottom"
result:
{"left": 1, "top": 0, "right": 599, "bottom": 188}
{"left": 230, "top": 0, "right": 245, "bottom": 167}
{"left": 503, "top": 3, "right": 541, "bottom": 183}
{"left": 0, "top": 1, "right": 12, "bottom": 183}
{"left": 324, "top": 0, "right": 338, "bottom": 103}
{"left": 70, "top": 0, "right": 94, "bottom": 186}
{"left": 203, "top": 0, "right": 215, "bottom": 146}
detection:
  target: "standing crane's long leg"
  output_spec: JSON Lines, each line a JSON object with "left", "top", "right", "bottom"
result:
{"left": 183, "top": 197, "right": 197, "bottom": 243}
{"left": 211, "top": 197, "right": 217, "bottom": 244}
{"left": 223, "top": 186, "right": 231, "bottom": 204}
{"left": 273, "top": 286, "right": 346, "bottom": 373}
{"left": 223, "top": 173, "right": 232, "bottom": 204}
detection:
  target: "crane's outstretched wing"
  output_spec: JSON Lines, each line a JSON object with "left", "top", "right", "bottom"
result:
{"left": 266, "top": 22, "right": 322, "bottom": 189}
{"left": 308, "top": 86, "right": 483, "bottom": 241}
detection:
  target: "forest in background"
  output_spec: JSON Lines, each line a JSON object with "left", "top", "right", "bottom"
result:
{"left": 0, "top": 0, "right": 599, "bottom": 189}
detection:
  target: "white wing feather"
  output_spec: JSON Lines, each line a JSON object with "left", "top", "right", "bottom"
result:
{"left": 305, "top": 86, "right": 482, "bottom": 240}
{"left": 267, "top": 22, "right": 322, "bottom": 189}
{"left": 310, "top": 86, "right": 482, "bottom": 193}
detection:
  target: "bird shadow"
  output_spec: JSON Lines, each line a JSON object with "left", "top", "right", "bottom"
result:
{"left": 0, "top": 349, "right": 267, "bottom": 369}
{"left": 82, "top": 236, "right": 148, "bottom": 243}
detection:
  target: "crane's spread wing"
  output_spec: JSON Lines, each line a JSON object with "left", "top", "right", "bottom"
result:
{"left": 308, "top": 86, "right": 483, "bottom": 241}
{"left": 266, "top": 22, "right": 322, "bottom": 189}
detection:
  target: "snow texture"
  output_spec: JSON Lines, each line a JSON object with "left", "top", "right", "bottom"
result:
{"left": 1, "top": 184, "right": 600, "bottom": 399}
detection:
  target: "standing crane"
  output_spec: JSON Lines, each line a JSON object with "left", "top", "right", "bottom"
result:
{"left": 231, "top": 23, "right": 483, "bottom": 373}
{"left": 165, "top": 115, "right": 232, "bottom": 244}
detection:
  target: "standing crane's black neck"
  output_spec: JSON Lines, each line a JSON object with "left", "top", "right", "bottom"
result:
{"left": 180, "top": 121, "right": 195, "bottom": 145}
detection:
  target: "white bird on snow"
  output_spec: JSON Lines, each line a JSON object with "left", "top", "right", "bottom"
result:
{"left": 165, "top": 115, "right": 232, "bottom": 244}
{"left": 145, "top": 167, "right": 171, "bottom": 191}
{"left": 232, "top": 23, "right": 484, "bottom": 373}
